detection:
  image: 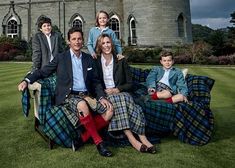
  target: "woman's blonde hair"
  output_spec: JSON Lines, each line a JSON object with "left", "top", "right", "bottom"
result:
{"left": 95, "top": 10, "right": 110, "bottom": 27}
{"left": 95, "top": 34, "right": 116, "bottom": 56}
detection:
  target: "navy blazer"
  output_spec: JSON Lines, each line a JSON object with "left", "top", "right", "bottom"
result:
{"left": 95, "top": 55, "right": 132, "bottom": 92}
{"left": 26, "top": 50, "right": 105, "bottom": 105}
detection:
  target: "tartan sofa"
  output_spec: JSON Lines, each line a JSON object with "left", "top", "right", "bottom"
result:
{"left": 22, "top": 67, "right": 215, "bottom": 148}
{"left": 130, "top": 67, "right": 215, "bottom": 145}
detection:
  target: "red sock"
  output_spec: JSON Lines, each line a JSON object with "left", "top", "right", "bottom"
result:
{"left": 79, "top": 114, "right": 103, "bottom": 145}
{"left": 151, "top": 92, "right": 159, "bottom": 100}
{"left": 165, "top": 97, "right": 173, "bottom": 103}
{"left": 81, "top": 115, "right": 109, "bottom": 142}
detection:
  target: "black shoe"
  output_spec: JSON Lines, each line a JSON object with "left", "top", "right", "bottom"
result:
{"left": 96, "top": 142, "right": 112, "bottom": 157}
{"left": 147, "top": 146, "right": 157, "bottom": 154}
{"left": 71, "top": 137, "right": 84, "bottom": 152}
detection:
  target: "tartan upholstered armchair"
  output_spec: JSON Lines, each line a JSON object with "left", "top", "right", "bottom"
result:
{"left": 22, "top": 67, "right": 215, "bottom": 148}
{"left": 22, "top": 76, "right": 79, "bottom": 149}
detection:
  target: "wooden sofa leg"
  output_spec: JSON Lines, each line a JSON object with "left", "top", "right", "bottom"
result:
{"left": 34, "top": 117, "right": 54, "bottom": 149}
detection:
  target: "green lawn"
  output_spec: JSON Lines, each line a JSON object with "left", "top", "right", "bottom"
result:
{"left": 0, "top": 62, "right": 234, "bottom": 168}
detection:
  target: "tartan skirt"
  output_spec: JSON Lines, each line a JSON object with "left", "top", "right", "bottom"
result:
{"left": 107, "top": 92, "right": 146, "bottom": 135}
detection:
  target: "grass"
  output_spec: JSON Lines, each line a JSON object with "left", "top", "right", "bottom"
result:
{"left": 0, "top": 62, "right": 235, "bottom": 168}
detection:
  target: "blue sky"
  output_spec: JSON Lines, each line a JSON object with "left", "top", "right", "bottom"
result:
{"left": 190, "top": 0, "right": 235, "bottom": 29}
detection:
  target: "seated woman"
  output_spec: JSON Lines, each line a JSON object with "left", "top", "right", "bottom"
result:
{"left": 94, "top": 34, "right": 156, "bottom": 154}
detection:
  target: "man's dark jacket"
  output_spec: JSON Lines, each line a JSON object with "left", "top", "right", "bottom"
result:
{"left": 26, "top": 50, "right": 105, "bottom": 105}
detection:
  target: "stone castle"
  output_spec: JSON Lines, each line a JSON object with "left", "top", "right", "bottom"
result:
{"left": 0, "top": 0, "right": 192, "bottom": 47}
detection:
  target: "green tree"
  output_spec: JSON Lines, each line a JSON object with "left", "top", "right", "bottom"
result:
{"left": 192, "top": 24, "right": 214, "bottom": 42}
{"left": 208, "top": 30, "right": 228, "bottom": 56}
{"left": 227, "top": 11, "right": 235, "bottom": 53}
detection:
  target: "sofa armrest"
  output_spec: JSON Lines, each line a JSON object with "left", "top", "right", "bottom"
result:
{"left": 186, "top": 74, "right": 215, "bottom": 107}
{"left": 28, "top": 82, "right": 41, "bottom": 119}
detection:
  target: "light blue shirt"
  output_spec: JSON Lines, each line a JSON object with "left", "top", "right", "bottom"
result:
{"left": 159, "top": 68, "right": 171, "bottom": 87}
{"left": 87, "top": 27, "right": 122, "bottom": 55}
{"left": 70, "top": 49, "right": 87, "bottom": 91}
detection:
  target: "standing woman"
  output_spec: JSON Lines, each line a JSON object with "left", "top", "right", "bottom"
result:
{"left": 94, "top": 34, "right": 156, "bottom": 153}
{"left": 87, "top": 10, "right": 122, "bottom": 59}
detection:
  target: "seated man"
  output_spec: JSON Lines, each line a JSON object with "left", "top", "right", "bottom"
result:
{"left": 18, "top": 27, "right": 113, "bottom": 157}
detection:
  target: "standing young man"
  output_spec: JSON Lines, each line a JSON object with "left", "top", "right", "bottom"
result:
{"left": 32, "top": 16, "right": 64, "bottom": 71}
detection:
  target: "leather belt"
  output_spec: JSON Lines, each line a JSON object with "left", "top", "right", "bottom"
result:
{"left": 70, "top": 90, "right": 88, "bottom": 96}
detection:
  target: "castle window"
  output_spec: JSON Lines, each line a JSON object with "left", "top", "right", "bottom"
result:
{"left": 7, "top": 18, "right": 18, "bottom": 38}
{"left": 177, "top": 14, "right": 185, "bottom": 38}
{"left": 2, "top": 1, "right": 22, "bottom": 39}
{"left": 72, "top": 16, "right": 83, "bottom": 30}
{"left": 110, "top": 15, "right": 120, "bottom": 39}
{"left": 128, "top": 17, "right": 137, "bottom": 46}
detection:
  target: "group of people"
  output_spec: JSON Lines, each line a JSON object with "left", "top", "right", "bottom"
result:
{"left": 18, "top": 10, "right": 188, "bottom": 157}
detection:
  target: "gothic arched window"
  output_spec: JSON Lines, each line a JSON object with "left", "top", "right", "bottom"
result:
{"left": 110, "top": 15, "right": 120, "bottom": 39}
{"left": 72, "top": 16, "right": 83, "bottom": 30}
{"left": 7, "top": 18, "right": 18, "bottom": 38}
{"left": 129, "top": 17, "right": 137, "bottom": 45}
{"left": 177, "top": 14, "right": 185, "bottom": 38}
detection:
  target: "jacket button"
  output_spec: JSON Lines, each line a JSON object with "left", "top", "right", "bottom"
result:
{"left": 65, "top": 95, "right": 68, "bottom": 97}
{"left": 69, "top": 88, "right": 71, "bottom": 90}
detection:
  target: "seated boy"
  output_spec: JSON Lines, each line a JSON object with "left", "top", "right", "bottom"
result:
{"left": 146, "top": 50, "right": 188, "bottom": 103}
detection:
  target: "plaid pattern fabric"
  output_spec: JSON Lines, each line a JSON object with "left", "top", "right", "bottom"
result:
{"left": 37, "top": 75, "right": 56, "bottom": 124}
{"left": 156, "top": 82, "right": 175, "bottom": 94}
{"left": 63, "top": 94, "right": 108, "bottom": 127}
{"left": 171, "top": 74, "right": 215, "bottom": 145}
{"left": 21, "top": 67, "right": 214, "bottom": 147}
{"left": 132, "top": 84, "right": 175, "bottom": 133}
{"left": 107, "top": 92, "right": 145, "bottom": 135}
{"left": 22, "top": 88, "right": 31, "bottom": 117}
{"left": 43, "top": 105, "right": 80, "bottom": 147}
{"left": 64, "top": 95, "right": 83, "bottom": 126}
{"left": 130, "top": 67, "right": 215, "bottom": 145}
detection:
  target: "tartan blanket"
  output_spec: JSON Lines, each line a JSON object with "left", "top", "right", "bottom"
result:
{"left": 37, "top": 76, "right": 56, "bottom": 124}
{"left": 43, "top": 106, "right": 81, "bottom": 147}
{"left": 21, "top": 67, "right": 214, "bottom": 147}
{"left": 130, "top": 67, "right": 215, "bottom": 145}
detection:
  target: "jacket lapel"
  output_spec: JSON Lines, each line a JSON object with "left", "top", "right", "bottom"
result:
{"left": 113, "top": 55, "right": 118, "bottom": 79}
{"left": 65, "top": 50, "right": 73, "bottom": 80}
{"left": 168, "top": 67, "right": 176, "bottom": 80}
{"left": 50, "top": 33, "right": 55, "bottom": 53}
{"left": 82, "top": 52, "right": 88, "bottom": 81}
{"left": 97, "top": 57, "right": 104, "bottom": 80}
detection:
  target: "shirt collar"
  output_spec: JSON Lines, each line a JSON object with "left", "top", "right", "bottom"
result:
{"left": 70, "top": 49, "right": 82, "bottom": 59}
{"left": 101, "top": 54, "right": 113, "bottom": 66}
{"left": 95, "top": 26, "right": 109, "bottom": 31}
{"left": 163, "top": 67, "right": 173, "bottom": 71}
{"left": 44, "top": 33, "right": 51, "bottom": 37}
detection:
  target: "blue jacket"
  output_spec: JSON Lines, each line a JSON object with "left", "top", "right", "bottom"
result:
{"left": 87, "top": 27, "right": 122, "bottom": 55}
{"left": 146, "top": 66, "right": 188, "bottom": 96}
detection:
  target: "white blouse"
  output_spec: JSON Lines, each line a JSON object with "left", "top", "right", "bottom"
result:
{"left": 101, "top": 55, "right": 115, "bottom": 88}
